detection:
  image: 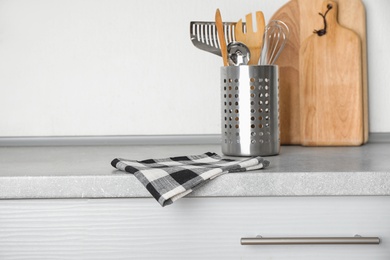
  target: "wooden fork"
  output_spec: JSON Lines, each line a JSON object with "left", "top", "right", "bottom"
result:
{"left": 235, "top": 11, "right": 265, "bottom": 65}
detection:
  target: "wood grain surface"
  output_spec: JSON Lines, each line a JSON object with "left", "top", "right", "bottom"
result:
{"left": 0, "top": 197, "right": 389, "bottom": 259}
{"left": 300, "top": 0, "right": 363, "bottom": 146}
{"left": 298, "top": 0, "right": 368, "bottom": 143}
{"left": 271, "top": 0, "right": 368, "bottom": 145}
{"left": 270, "top": 0, "right": 301, "bottom": 144}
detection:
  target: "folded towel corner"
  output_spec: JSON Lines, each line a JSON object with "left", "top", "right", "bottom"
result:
{"left": 111, "top": 152, "right": 269, "bottom": 207}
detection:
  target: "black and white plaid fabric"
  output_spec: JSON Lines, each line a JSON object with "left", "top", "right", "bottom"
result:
{"left": 111, "top": 152, "right": 270, "bottom": 207}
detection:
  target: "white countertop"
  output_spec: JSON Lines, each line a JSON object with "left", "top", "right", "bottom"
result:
{"left": 1, "top": 135, "right": 390, "bottom": 199}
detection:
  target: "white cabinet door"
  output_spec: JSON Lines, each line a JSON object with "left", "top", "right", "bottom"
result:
{"left": 0, "top": 196, "right": 389, "bottom": 260}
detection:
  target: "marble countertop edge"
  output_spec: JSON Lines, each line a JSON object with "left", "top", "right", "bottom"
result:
{"left": 1, "top": 134, "right": 390, "bottom": 199}
{"left": 1, "top": 171, "right": 389, "bottom": 199}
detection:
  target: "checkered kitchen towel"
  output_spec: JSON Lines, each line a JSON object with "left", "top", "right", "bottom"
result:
{"left": 111, "top": 152, "right": 269, "bottom": 207}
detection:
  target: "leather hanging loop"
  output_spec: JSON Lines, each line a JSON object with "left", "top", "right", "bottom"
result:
{"left": 313, "top": 3, "right": 333, "bottom": 36}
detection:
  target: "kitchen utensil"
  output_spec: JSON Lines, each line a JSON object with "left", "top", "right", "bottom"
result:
{"left": 190, "top": 21, "right": 222, "bottom": 57}
{"left": 221, "top": 65, "right": 280, "bottom": 156}
{"left": 227, "top": 41, "right": 251, "bottom": 66}
{"left": 259, "top": 20, "right": 289, "bottom": 65}
{"left": 300, "top": 0, "right": 363, "bottom": 146}
{"left": 270, "top": 0, "right": 301, "bottom": 145}
{"left": 235, "top": 11, "right": 265, "bottom": 65}
{"left": 190, "top": 21, "right": 246, "bottom": 57}
{"left": 270, "top": 0, "right": 368, "bottom": 145}
{"left": 297, "top": 0, "right": 368, "bottom": 143}
{"left": 215, "top": 9, "right": 228, "bottom": 66}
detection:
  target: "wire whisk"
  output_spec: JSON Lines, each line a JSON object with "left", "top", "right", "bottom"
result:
{"left": 259, "top": 20, "right": 290, "bottom": 65}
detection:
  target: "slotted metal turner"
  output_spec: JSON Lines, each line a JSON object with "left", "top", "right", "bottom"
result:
{"left": 190, "top": 21, "right": 246, "bottom": 57}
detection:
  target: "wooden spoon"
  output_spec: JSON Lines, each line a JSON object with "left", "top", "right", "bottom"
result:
{"left": 235, "top": 11, "right": 265, "bottom": 65}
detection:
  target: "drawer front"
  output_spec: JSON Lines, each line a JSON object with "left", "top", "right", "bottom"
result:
{"left": 0, "top": 196, "right": 389, "bottom": 259}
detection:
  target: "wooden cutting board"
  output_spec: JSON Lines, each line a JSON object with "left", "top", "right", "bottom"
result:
{"left": 300, "top": 0, "right": 363, "bottom": 146}
{"left": 298, "top": 0, "right": 368, "bottom": 144}
{"left": 270, "top": 0, "right": 301, "bottom": 145}
{"left": 271, "top": 0, "right": 368, "bottom": 145}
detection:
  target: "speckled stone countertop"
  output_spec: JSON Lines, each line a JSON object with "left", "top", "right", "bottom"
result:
{"left": 1, "top": 136, "right": 390, "bottom": 199}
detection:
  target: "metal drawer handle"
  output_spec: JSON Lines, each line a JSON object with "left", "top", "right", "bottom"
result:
{"left": 241, "top": 235, "right": 380, "bottom": 245}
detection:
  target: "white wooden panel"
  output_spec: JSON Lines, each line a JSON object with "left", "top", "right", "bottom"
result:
{"left": 0, "top": 196, "right": 389, "bottom": 259}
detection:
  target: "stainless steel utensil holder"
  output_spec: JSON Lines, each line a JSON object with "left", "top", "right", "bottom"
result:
{"left": 221, "top": 65, "right": 280, "bottom": 156}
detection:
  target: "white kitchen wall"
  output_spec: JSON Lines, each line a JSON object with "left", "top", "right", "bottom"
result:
{"left": 0, "top": 0, "right": 388, "bottom": 137}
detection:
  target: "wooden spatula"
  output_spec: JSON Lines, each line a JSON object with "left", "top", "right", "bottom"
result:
{"left": 300, "top": 0, "right": 363, "bottom": 146}
{"left": 235, "top": 11, "right": 265, "bottom": 65}
{"left": 215, "top": 9, "right": 228, "bottom": 66}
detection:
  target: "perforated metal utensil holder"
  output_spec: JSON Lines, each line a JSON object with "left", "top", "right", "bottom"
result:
{"left": 221, "top": 65, "right": 280, "bottom": 156}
